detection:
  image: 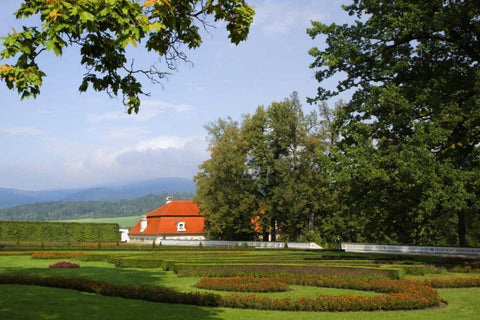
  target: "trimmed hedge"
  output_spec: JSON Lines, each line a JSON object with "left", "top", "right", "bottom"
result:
{"left": 113, "top": 258, "right": 167, "bottom": 269}
{"left": 0, "top": 274, "right": 220, "bottom": 307}
{"left": 32, "top": 252, "right": 88, "bottom": 259}
{"left": 0, "top": 221, "right": 119, "bottom": 242}
{"left": 423, "top": 276, "right": 480, "bottom": 288}
{"left": 175, "top": 264, "right": 398, "bottom": 279}
{"left": 195, "top": 276, "right": 290, "bottom": 292}
{"left": 220, "top": 278, "right": 440, "bottom": 311}
{"left": 49, "top": 261, "right": 80, "bottom": 268}
{"left": 0, "top": 274, "right": 441, "bottom": 312}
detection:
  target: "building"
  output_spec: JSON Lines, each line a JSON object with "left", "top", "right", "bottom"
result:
{"left": 129, "top": 197, "right": 205, "bottom": 243}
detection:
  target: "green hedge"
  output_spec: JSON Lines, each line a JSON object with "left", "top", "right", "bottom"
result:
{"left": 0, "top": 221, "right": 119, "bottom": 242}
{"left": 113, "top": 258, "right": 166, "bottom": 269}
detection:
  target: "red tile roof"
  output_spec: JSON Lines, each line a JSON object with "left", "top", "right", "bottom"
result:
{"left": 146, "top": 201, "right": 201, "bottom": 217}
{"left": 129, "top": 201, "right": 205, "bottom": 235}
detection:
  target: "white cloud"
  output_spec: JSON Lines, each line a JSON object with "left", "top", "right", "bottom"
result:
{"left": 0, "top": 134, "right": 209, "bottom": 190}
{"left": 253, "top": 1, "right": 325, "bottom": 35}
{"left": 0, "top": 126, "right": 46, "bottom": 136}
{"left": 142, "top": 100, "right": 193, "bottom": 113}
{"left": 134, "top": 135, "right": 197, "bottom": 152}
{"left": 87, "top": 100, "right": 193, "bottom": 122}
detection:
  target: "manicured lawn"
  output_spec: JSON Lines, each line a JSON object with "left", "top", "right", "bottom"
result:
{"left": 59, "top": 215, "right": 141, "bottom": 228}
{"left": 1, "top": 285, "right": 479, "bottom": 320}
{"left": 1, "top": 250, "right": 479, "bottom": 318}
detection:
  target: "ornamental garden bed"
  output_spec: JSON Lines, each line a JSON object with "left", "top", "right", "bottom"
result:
{"left": 2, "top": 250, "right": 480, "bottom": 313}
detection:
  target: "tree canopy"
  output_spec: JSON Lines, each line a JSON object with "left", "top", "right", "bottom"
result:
{"left": 309, "top": 0, "right": 480, "bottom": 246}
{"left": 194, "top": 93, "right": 336, "bottom": 242}
{"left": 0, "top": 0, "right": 254, "bottom": 113}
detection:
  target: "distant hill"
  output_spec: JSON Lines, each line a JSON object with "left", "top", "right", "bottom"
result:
{"left": 0, "top": 188, "right": 79, "bottom": 208}
{"left": 0, "top": 177, "right": 195, "bottom": 208}
{"left": 0, "top": 192, "right": 193, "bottom": 222}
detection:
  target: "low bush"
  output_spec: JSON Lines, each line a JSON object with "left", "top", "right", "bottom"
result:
{"left": 76, "top": 254, "right": 116, "bottom": 263}
{"left": 195, "top": 276, "right": 290, "bottom": 292}
{"left": 49, "top": 261, "right": 80, "bottom": 268}
{"left": 0, "top": 274, "right": 220, "bottom": 307}
{"left": 423, "top": 276, "right": 480, "bottom": 288}
{"left": 177, "top": 265, "right": 395, "bottom": 279}
{"left": 402, "top": 265, "right": 426, "bottom": 276}
{"left": 32, "top": 252, "right": 87, "bottom": 259}
{"left": 221, "top": 279, "right": 440, "bottom": 311}
{"left": 113, "top": 258, "right": 166, "bottom": 269}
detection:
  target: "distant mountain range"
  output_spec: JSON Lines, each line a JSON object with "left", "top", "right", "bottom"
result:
{"left": 0, "top": 193, "right": 194, "bottom": 222}
{"left": 0, "top": 178, "right": 196, "bottom": 208}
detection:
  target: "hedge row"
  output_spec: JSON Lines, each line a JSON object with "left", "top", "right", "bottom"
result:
{"left": 175, "top": 264, "right": 399, "bottom": 279}
{"left": 0, "top": 274, "right": 220, "bottom": 306}
{"left": 195, "top": 276, "right": 290, "bottom": 292}
{"left": 220, "top": 278, "right": 440, "bottom": 311}
{"left": 423, "top": 277, "right": 480, "bottom": 288}
{"left": 0, "top": 274, "right": 440, "bottom": 312}
{"left": 0, "top": 221, "right": 119, "bottom": 242}
{"left": 32, "top": 252, "right": 88, "bottom": 259}
{"left": 113, "top": 258, "right": 167, "bottom": 269}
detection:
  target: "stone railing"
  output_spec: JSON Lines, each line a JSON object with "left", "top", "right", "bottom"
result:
{"left": 156, "top": 239, "right": 322, "bottom": 250}
{"left": 341, "top": 243, "right": 480, "bottom": 257}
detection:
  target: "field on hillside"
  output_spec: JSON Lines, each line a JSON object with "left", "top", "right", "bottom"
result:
{"left": 1, "top": 248, "right": 480, "bottom": 320}
{"left": 60, "top": 215, "right": 141, "bottom": 228}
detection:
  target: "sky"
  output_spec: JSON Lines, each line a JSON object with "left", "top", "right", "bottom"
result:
{"left": 0, "top": 0, "right": 350, "bottom": 191}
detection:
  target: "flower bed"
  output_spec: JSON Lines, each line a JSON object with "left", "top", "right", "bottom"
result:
{"left": 195, "top": 276, "right": 290, "bottom": 292}
{"left": 32, "top": 252, "right": 87, "bottom": 259}
{"left": 221, "top": 279, "right": 440, "bottom": 311}
{"left": 49, "top": 261, "right": 80, "bottom": 268}
{"left": 423, "top": 276, "right": 480, "bottom": 288}
{"left": 0, "top": 274, "right": 220, "bottom": 307}
{"left": 177, "top": 265, "right": 395, "bottom": 279}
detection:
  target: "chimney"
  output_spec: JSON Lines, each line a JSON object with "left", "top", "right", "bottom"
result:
{"left": 140, "top": 214, "right": 147, "bottom": 232}
{"left": 166, "top": 195, "right": 173, "bottom": 204}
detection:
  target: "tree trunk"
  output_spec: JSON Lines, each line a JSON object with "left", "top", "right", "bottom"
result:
{"left": 262, "top": 228, "right": 269, "bottom": 242}
{"left": 457, "top": 210, "right": 467, "bottom": 247}
{"left": 308, "top": 212, "right": 315, "bottom": 232}
{"left": 270, "top": 218, "right": 276, "bottom": 242}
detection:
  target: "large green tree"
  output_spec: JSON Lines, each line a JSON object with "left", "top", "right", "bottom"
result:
{"left": 194, "top": 118, "right": 258, "bottom": 240}
{"left": 0, "top": 0, "right": 254, "bottom": 113}
{"left": 195, "top": 93, "right": 335, "bottom": 242}
{"left": 309, "top": 0, "right": 480, "bottom": 246}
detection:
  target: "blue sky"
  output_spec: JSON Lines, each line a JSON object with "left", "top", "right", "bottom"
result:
{"left": 0, "top": 0, "right": 349, "bottom": 190}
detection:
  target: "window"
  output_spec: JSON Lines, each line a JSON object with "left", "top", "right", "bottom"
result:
{"left": 177, "top": 222, "right": 186, "bottom": 232}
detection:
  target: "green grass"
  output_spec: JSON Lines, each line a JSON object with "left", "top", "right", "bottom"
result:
{"left": 1, "top": 250, "right": 480, "bottom": 319}
{"left": 1, "top": 286, "right": 479, "bottom": 320}
{"left": 0, "top": 256, "right": 379, "bottom": 298}
{"left": 60, "top": 215, "right": 141, "bottom": 228}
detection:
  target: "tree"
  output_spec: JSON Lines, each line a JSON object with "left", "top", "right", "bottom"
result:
{"left": 194, "top": 118, "right": 258, "bottom": 240}
{"left": 0, "top": 0, "right": 254, "bottom": 113}
{"left": 309, "top": 0, "right": 480, "bottom": 246}
{"left": 195, "top": 93, "right": 336, "bottom": 242}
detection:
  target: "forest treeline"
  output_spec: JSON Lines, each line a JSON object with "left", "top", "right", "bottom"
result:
{"left": 0, "top": 193, "right": 193, "bottom": 222}
{"left": 194, "top": 1, "right": 480, "bottom": 247}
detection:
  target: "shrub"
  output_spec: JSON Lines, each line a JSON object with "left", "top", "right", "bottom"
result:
{"left": 220, "top": 279, "right": 440, "bottom": 311}
{"left": 32, "top": 252, "right": 87, "bottom": 259}
{"left": 195, "top": 276, "right": 290, "bottom": 292}
{"left": 176, "top": 265, "right": 395, "bottom": 279}
{"left": 113, "top": 258, "right": 165, "bottom": 268}
{"left": 0, "top": 221, "right": 119, "bottom": 242}
{"left": 0, "top": 274, "right": 220, "bottom": 307}
{"left": 49, "top": 261, "right": 80, "bottom": 268}
{"left": 423, "top": 276, "right": 480, "bottom": 288}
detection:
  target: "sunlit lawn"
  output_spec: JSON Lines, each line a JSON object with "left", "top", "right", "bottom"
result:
{"left": 1, "top": 285, "right": 479, "bottom": 320}
{"left": 1, "top": 252, "right": 480, "bottom": 319}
